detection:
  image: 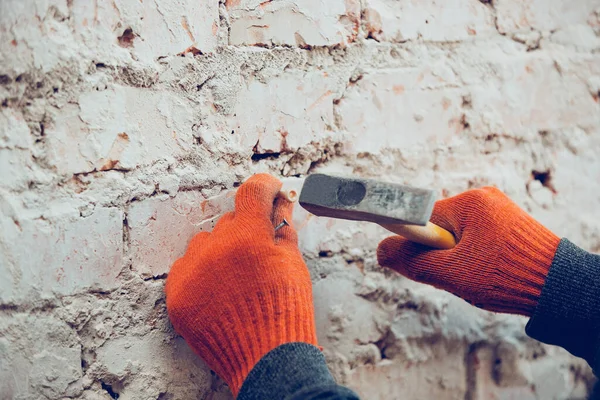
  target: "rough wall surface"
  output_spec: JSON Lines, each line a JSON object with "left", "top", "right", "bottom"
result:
{"left": 1, "top": 0, "right": 600, "bottom": 399}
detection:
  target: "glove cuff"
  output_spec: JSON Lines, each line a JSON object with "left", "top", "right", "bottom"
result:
{"left": 489, "top": 212, "right": 561, "bottom": 316}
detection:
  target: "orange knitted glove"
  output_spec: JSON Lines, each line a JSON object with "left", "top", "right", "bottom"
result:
{"left": 165, "top": 174, "right": 317, "bottom": 396}
{"left": 377, "top": 187, "right": 560, "bottom": 316}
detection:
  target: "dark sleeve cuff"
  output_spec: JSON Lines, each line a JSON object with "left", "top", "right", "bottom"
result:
{"left": 526, "top": 238, "right": 600, "bottom": 374}
{"left": 237, "top": 342, "right": 360, "bottom": 400}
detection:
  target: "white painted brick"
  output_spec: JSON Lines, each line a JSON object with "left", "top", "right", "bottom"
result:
{"left": 0, "top": 109, "right": 35, "bottom": 191}
{"left": 46, "top": 86, "right": 195, "bottom": 175}
{"left": 0, "top": 108, "right": 31, "bottom": 150}
{"left": 0, "top": 148, "right": 35, "bottom": 191}
{"left": 0, "top": 0, "right": 72, "bottom": 73}
{"left": 0, "top": 314, "right": 81, "bottom": 399}
{"left": 227, "top": 0, "right": 360, "bottom": 46}
{"left": 128, "top": 190, "right": 235, "bottom": 277}
{"left": 495, "top": 0, "right": 600, "bottom": 33}
{"left": 348, "top": 347, "right": 467, "bottom": 398}
{"left": 549, "top": 24, "right": 600, "bottom": 52}
{"left": 0, "top": 207, "right": 123, "bottom": 304}
{"left": 362, "top": 0, "right": 496, "bottom": 42}
{"left": 203, "top": 71, "right": 339, "bottom": 153}
{"left": 96, "top": 331, "right": 214, "bottom": 399}
{"left": 335, "top": 68, "right": 464, "bottom": 153}
{"left": 468, "top": 57, "right": 599, "bottom": 136}
{"left": 467, "top": 345, "right": 582, "bottom": 399}
{"left": 292, "top": 199, "right": 387, "bottom": 256}
{"left": 313, "top": 276, "right": 387, "bottom": 351}
{"left": 45, "top": 104, "right": 96, "bottom": 176}
{"left": 71, "top": 0, "right": 219, "bottom": 62}
{"left": 0, "top": 0, "right": 219, "bottom": 74}
{"left": 548, "top": 24, "right": 600, "bottom": 51}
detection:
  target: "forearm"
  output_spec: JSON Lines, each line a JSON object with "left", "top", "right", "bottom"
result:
{"left": 526, "top": 238, "right": 600, "bottom": 374}
{"left": 238, "top": 343, "right": 360, "bottom": 400}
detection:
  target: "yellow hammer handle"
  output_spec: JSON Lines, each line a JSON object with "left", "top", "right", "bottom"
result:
{"left": 380, "top": 222, "right": 457, "bottom": 250}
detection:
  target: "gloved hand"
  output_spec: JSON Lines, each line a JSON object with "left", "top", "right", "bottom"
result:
{"left": 377, "top": 187, "right": 561, "bottom": 316}
{"left": 165, "top": 174, "right": 317, "bottom": 396}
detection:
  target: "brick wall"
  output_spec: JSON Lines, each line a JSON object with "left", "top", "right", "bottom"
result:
{"left": 1, "top": 0, "right": 599, "bottom": 398}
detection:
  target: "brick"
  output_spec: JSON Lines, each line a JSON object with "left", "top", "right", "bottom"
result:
{"left": 203, "top": 71, "right": 338, "bottom": 153}
{"left": 549, "top": 24, "right": 600, "bottom": 51}
{"left": 335, "top": 69, "right": 465, "bottom": 153}
{"left": 348, "top": 347, "right": 467, "bottom": 399}
{"left": 495, "top": 0, "right": 600, "bottom": 33}
{"left": 71, "top": 0, "right": 219, "bottom": 62}
{"left": 466, "top": 344, "right": 581, "bottom": 399}
{"left": 467, "top": 56, "right": 599, "bottom": 137}
{"left": 293, "top": 200, "right": 387, "bottom": 256}
{"left": 0, "top": 0, "right": 71, "bottom": 73}
{"left": 0, "top": 207, "right": 123, "bottom": 304}
{"left": 362, "top": 0, "right": 496, "bottom": 42}
{"left": 227, "top": 0, "right": 360, "bottom": 46}
{"left": 45, "top": 104, "right": 95, "bottom": 175}
{"left": 0, "top": 314, "right": 81, "bottom": 399}
{"left": 46, "top": 86, "right": 196, "bottom": 175}
{"left": 0, "top": 108, "right": 31, "bottom": 150}
{"left": 96, "top": 331, "right": 213, "bottom": 399}
{"left": 0, "top": 0, "right": 219, "bottom": 74}
{"left": 313, "top": 275, "right": 389, "bottom": 354}
{"left": 128, "top": 190, "right": 235, "bottom": 277}
{"left": 0, "top": 149, "right": 35, "bottom": 191}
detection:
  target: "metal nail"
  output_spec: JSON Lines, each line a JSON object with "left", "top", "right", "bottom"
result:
{"left": 274, "top": 218, "right": 289, "bottom": 231}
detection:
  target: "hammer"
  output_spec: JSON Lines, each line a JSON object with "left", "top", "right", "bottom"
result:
{"left": 298, "top": 174, "right": 456, "bottom": 250}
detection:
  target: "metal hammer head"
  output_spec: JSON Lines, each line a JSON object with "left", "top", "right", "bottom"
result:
{"left": 299, "top": 174, "right": 436, "bottom": 226}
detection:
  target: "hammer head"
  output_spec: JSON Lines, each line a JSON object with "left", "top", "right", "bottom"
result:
{"left": 299, "top": 174, "right": 436, "bottom": 226}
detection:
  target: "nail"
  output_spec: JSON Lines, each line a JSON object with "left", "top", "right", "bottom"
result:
{"left": 274, "top": 218, "right": 289, "bottom": 231}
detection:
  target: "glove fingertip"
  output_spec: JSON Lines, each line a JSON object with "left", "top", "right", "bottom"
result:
{"left": 377, "top": 236, "right": 448, "bottom": 279}
{"left": 235, "top": 174, "right": 282, "bottom": 218}
{"left": 430, "top": 199, "right": 460, "bottom": 236}
{"left": 376, "top": 236, "right": 410, "bottom": 268}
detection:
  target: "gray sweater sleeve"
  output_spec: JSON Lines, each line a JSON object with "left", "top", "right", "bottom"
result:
{"left": 526, "top": 238, "right": 600, "bottom": 375}
{"left": 237, "top": 342, "right": 360, "bottom": 400}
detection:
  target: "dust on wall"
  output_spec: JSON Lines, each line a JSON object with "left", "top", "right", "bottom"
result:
{"left": 1, "top": 0, "right": 600, "bottom": 399}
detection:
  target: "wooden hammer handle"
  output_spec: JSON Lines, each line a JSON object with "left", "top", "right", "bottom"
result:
{"left": 380, "top": 222, "right": 457, "bottom": 250}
